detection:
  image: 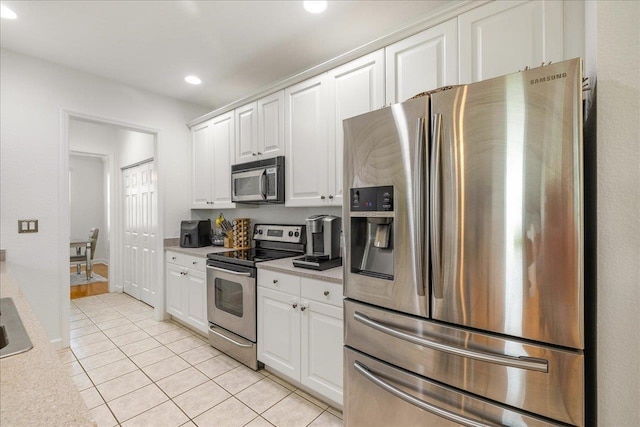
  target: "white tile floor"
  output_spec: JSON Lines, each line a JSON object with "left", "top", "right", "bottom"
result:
{"left": 59, "top": 293, "right": 343, "bottom": 427}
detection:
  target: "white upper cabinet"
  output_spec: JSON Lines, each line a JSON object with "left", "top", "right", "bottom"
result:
{"left": 285, "top": 74, "right": 329, "bottom": 207}
{"left": 458, "top": 0, "right": 564, "bottom": 83}
{"left": 385, "top": 18, "right": 458, "bottom": 104}
{"left": 235, "top": 102, "right": 258, "bottom": 165}
{"left": 190, "top": 120, "right": 213, "bottom": 208}
{"left": 210, "top": 111, "right": 236, "bottom": 208}
{"left": 327, "top": 50, "right": 385, "bottom": 206}
{"left": 257, "top": 91, "right": 285, "bottom": 159}
{"left": 235, "top": 92, "right": 285, "bottom": 165}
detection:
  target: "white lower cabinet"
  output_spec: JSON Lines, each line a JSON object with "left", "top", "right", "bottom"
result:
{"left": 257, "top": 270, "right": 343, "bottom": 407}
{"left": 165, "top": 251, "right": 208, "bottom": 335}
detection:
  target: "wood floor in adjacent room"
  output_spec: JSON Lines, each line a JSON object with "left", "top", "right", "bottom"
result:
{"left": 70, "top": 263, "right": 109, "bottom": 300}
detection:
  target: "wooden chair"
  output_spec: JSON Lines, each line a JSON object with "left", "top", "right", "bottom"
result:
{"left": 70, "top": 228, "right": 99, "bottom": 279}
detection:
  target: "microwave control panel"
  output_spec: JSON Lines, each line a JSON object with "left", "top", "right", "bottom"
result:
{"left": 350, "top": 186, "right": 393, "bottom": 212}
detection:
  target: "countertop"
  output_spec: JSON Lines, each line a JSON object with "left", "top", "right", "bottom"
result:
{"left": 257, "top": 257, "right": 343, "bottom": 284}
{"left": 165, "top": 246, "right": 343, "bottom": 284}
{"left": 164, "top": 245, "right": 230, "bottom": 257}
{"left": 0, "top": 263, "right": 96, "bottom": 427}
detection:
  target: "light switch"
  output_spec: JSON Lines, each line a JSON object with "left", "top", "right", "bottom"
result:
{"left": 18, "top": 219, "right": 38, "bottom": 233}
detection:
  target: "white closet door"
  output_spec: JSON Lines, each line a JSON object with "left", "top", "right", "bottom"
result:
{"left": 123, "top": 167, "right": 140, "bottom": 299}
{"left": 123, "top": 160, "right": 157, "bottom": 306}
{"left": 139, "top": 162, "right": 157, "bottom": 306}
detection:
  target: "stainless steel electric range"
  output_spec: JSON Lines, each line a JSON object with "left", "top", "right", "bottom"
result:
{"left": 206, "top": 224, "right": 306, "bottom": 370}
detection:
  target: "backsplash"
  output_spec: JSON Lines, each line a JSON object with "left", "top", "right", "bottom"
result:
{"left": 191, "top": 206, "right": 342, "bottom": 227}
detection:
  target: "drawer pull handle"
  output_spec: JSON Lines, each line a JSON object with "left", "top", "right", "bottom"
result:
{"left": 354, "top": 312, "right": 548, "bottom": 372}
{"left": 324, "top": 290, "right": 330, "bottom": 296}
{"left": 354, "top": 361, "right": 492, "bottom": 427}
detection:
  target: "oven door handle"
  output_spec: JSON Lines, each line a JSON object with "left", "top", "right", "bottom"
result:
{"left": 206, "top": 265, "right": 252, "bottom": 277}
{"left": 209, "top": 325, "right": 253, "bottom": 348}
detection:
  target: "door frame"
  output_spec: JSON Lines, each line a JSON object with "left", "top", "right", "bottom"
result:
{"left": 59, "top": 109, "right": 165, "bottom": 348}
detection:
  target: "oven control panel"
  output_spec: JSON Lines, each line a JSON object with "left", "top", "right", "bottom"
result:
{"left": 254, "top": 224, "right": 306, "bottom": 244}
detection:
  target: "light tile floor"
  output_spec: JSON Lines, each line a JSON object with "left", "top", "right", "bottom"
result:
{"left": 59, "top": 293, "right": 343, "bottom": 427}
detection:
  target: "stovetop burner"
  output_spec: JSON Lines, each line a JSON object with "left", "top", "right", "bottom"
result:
{"left": 207, "top": 224, "right": 306, "bottom": 268}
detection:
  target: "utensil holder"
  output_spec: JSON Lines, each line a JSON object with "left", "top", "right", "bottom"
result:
{"left": 232, "top": 218, "right": 251, "bottom": 249}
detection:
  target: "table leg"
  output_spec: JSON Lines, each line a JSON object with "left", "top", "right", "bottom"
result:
{"left": 85, "top": 243, "right": 92, "bottom": 280}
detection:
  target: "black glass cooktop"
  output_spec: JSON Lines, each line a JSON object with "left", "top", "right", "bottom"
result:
{"left": 207, "top": 248, "right": 300, "bottom": 267}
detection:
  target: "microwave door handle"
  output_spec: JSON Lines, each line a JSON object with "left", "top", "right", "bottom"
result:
{"left": 259, "top": 169, "right": 267, "bottom": 200}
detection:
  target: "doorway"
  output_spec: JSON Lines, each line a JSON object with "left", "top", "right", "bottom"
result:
{"left": 66, "top": 115, "right": 159, "bottom": 306}
{"left": 69, "top": 152, "right": 110, "bottom": 299}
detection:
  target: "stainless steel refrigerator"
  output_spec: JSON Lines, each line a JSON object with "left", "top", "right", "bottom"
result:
{"left": 343, "top": 58, "right": 586, "bottom": 426}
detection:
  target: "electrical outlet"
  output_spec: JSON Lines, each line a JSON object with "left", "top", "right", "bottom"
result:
{"left": 18, "top": 219, "right": 38, "bottom": 233}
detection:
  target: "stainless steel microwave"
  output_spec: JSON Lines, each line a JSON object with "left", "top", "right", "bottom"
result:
{"left": 231, "top": 156, "right": 285, "bottom": 204}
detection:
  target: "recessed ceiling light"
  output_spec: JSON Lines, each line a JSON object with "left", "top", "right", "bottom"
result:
{"left": 1, "top": 5, "right": 18, "bottom": 19}
{"left": 185, "top": 75, "right": 202, "bottom": 85}
{"left": 304, "top": 1, "right": 327, "bottom": 14}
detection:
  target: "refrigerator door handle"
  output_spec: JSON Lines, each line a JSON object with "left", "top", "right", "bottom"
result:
{"left": 430, "top": 113, "right": 443, "bottom": 298}
{"left": 414, "top": 117, "right": 426, "bottom": 296}
{"left": 354, "top": 361, "right": 493, "bottom": 427}
{"left": 354, "top": 311, "right": 548, "bottom": 373}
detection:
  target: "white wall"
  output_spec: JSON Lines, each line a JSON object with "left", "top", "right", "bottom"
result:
{"left": 596, "top": 2, "right": 640, "bottom": 426}
{"left": 69, "top": 154, "right": 108, "bottom": 262}
{"left": 0, "top": 49, "right": 209, "bottom": 345}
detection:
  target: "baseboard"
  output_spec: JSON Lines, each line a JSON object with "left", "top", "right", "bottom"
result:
{"left": 50, "top": 337, "right": 63, "bottom": 351}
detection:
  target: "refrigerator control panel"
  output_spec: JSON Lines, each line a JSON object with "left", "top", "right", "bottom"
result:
{"left": 350, "top": 186, "right": 393, "bottom": 212}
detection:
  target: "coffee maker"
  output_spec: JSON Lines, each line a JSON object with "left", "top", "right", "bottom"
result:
{"left": 292, "top": 215, "right": 343, "bottom": 271}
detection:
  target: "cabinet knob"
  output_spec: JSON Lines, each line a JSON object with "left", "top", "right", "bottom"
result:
{"left": 292, "top": 303, "right": 298, "bottom": 309}
{"left": 300, "top": 305, "right": 307, "bottom": 312}
{"left": 252, "top": 153, "right": 257, "bottom": 156}
{"left": 172, "top": 256, "right": 176, "bottom": 260}
{"left": 257, "top": 152, "right": 262, "bottom": 155}
{"left": 192, "top": 261, "right": 197, "bottom": 265}
{"left": 324, "top": 290, "right": 330, "bottom": 296}
{"left": 320, "top": 195, "right": 326, "bottom": 200}
{"left": 328, "top": 195, "right": 334, "bottom": 199}
{"left": 273, "top": 279, "right": 278, "bottom": 284}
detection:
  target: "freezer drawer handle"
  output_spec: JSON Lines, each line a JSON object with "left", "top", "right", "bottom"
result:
{"left": 354, "top": 361, "right": 492, "bottom": 427}
{"left": 354, "top": 312, "right": 548, "bottom": 373}
{"left": 209, "top": 325, "right": 253, "bottom": 348}
{"left": 206, "top": 265, "right": 252, "bottom": 277}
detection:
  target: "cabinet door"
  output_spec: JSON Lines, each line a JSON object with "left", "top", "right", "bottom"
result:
{"left": 385, "top": 18, "right": 458, "bottom": 104}
{"left": 285, "top": 74, "right": 329, "bottom": 207}
{"left": 328, "top": 50, "right": 385, "bottom": 206}
{"left": 300, "top": 300, "right": 343, "bottom": 406}
{"left": 257, "top": 91, "right": 285, "bottom": 159}
{"left": 459, "top": 0, "right": 563, "bottom": 83}
{"left": 191, "top": 120, "right": 213, "bottom": 208}
{"left": 185, "top": 269, "right": 207, "bottom": 334}
{"left": 166, "top": 263, "right": 185, "bottom": 319}
{"left": 257, "top": 287, "right": 301, "bottom": 380}
{"left": 211, "top": 112, "right": 236, "bottom": 208}
{"left": 235, "top": 102, "right": 258, "bottom": 164}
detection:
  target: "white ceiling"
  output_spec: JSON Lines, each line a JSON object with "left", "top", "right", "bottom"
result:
{"left": 0, "top": 0, "right": 452, "bottom": 109}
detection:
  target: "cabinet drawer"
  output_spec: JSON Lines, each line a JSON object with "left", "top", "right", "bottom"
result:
{"left": 258, "top": 269, "right": 300, "bottom": 295}
{"left": 301, "top": 278, "right": 343, "bottom": 307}
{"left": 166, "top": 251, "right": 206, "bottom": 271}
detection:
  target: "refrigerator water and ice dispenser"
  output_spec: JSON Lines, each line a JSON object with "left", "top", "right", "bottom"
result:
{"left": 349, "top": 186, "right": 394, "bottom": 280}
